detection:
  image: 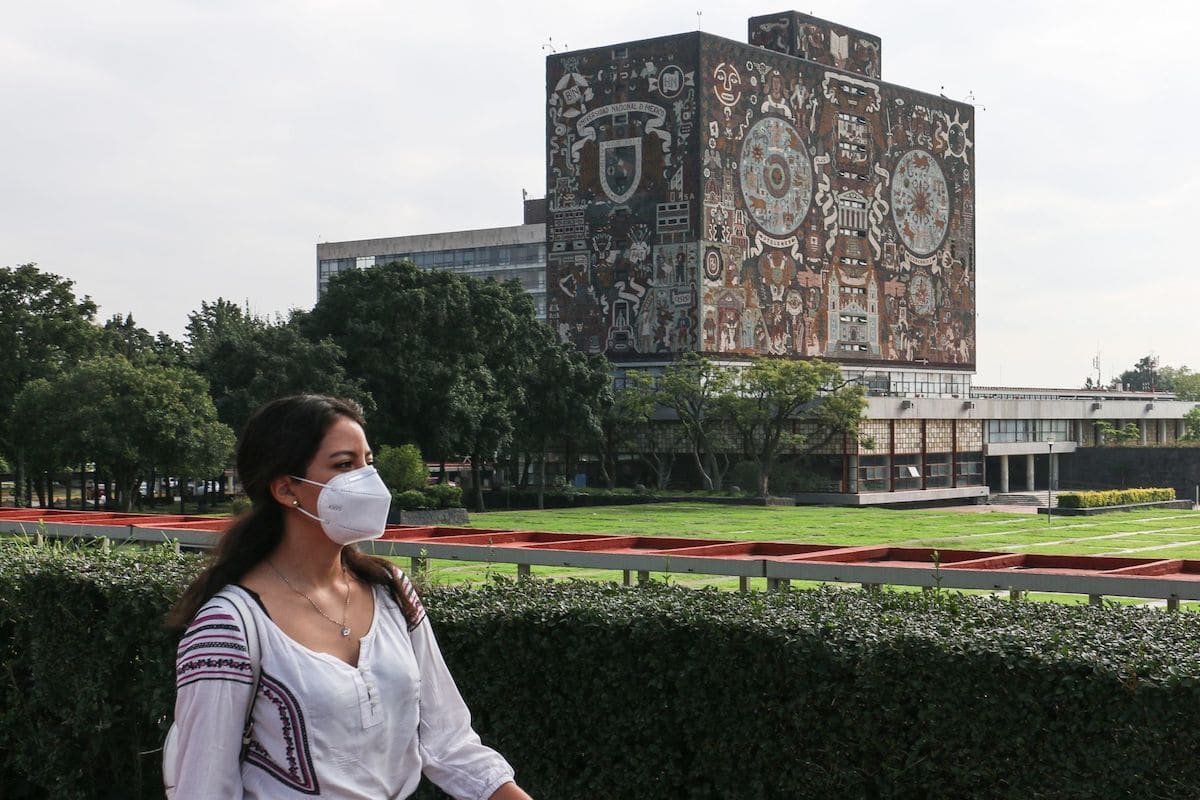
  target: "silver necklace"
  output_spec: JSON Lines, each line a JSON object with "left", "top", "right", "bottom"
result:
{"left": 268, "top": 560, "right": 353, "bottom": 637}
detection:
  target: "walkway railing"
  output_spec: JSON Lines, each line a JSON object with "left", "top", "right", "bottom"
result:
{"left": 4, "top": 509, "right": 1200, "bottom": 608}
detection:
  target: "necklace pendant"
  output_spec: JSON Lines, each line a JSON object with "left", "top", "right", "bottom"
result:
{"left": 341, "top": 627, "right": 351, "bottom": 637}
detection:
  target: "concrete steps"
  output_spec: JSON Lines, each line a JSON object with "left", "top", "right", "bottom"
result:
{"left": 990, "top": 491, "right": 1059, "bottom": 507}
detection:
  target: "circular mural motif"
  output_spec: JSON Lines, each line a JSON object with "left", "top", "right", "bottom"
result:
{"left": 907, "top": 270, "right": 935, "bottom": 316}
{"left": 703, "top": 248, "right": 723, "bottom": 281}
{"left": 739, "top": 116, "right": 813, "bottom": 236}
{"left": 890, "top": 149, "right": 950, "bottom": 255}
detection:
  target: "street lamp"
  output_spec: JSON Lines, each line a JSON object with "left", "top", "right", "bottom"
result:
{"left": 1046, "top": 436, "right": 1055, "bottom": 525}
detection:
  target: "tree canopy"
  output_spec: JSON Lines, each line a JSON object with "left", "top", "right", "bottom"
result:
{"left": 717, "top": 358, "right": 866, "bottom": 495}
{"left": 188, "top": 298, "right": 367, "bottom": 434}
{"left": 12, "top": 356, "right": 234, "bottom": 510}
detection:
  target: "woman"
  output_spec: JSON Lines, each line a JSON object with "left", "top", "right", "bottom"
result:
{"left": 167, "top": 394, "right": 531, "bottom": 800}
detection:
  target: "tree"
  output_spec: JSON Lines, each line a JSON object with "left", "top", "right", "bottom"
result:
{"left": 99, "top": 313, "right": 185, "bottom": 368}
{"left": 1116, "top": 354, "right": 1164, "bottom": 392}
{"left": 512, "top": 332, "right": 610, "bottom": 509}
{"left": 0, "top": 264, "right": 98, "bottom": 505}
{"left": 9, "top": 378, "right": 71, "bottom": 507}
{"left": 304, "top": 262, "right": 582, "bottom": 511}
{"left": 653, "top": 353, "right": 733, "bottom": 490}
{"left": 1095, "top": 420, "right": 1141, "bottom": 446}
{"left": 187, "top": 299, "right": 367, "bottom": 433}
{"left": 1166, "top": 369, "right": 1200, "bottom": 401}
{"left": 1183, "top": 407, "right": 1200, "bottom": 441}
{"left": 376, "top": 444, "right": 427, "bottom": 492}
{"left": 14, "top": 356, "right": 234, "bottom": 511}
{"left": 302, "top": 263, "right": 473, "bottom": 457}
{"left": 716, "top": 357, "right": 867, "bottom": 496}
{"left": 444, "top": 279, "right": 549, "bottom": 511}
{"left": 594, "top": 373, "right": 656, "bottom": 489}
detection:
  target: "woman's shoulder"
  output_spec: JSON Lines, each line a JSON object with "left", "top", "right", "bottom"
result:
{"left": 379, "top": 567, "right": 427, "bottom": 632}
{"left": 176, "top": 589, "right": 258, "bottom": 690}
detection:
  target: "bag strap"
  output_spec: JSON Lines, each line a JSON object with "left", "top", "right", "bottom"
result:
{"left": 216, "top": 586, "right": 263, "bottom": 760}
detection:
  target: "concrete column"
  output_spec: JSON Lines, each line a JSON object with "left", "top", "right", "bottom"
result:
{"left": 1139, "top": 420, "right": 1148, "bottom": 445}
{"left": 1000, "top": 454, "right": 1010, "bottom": 493}
{"left": 1159, "top": 419, "right": 1168, "bottom": 444}
{"left": 1025, "top": 453, "right": 1036, "bottom": 491}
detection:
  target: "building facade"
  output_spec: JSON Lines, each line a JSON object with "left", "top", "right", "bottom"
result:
{"left": 316, "top": 200, "right": 548, "bottom": 318}
{"left": 313, "top": 11, "right": 1198, "bottom": 503}
{"left": 546, "top": 12, "right": 974, "bottom": 375}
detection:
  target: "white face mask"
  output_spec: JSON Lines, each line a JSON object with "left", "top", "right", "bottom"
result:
{"left": 290, "top": 466, "right": 393, "bottom": 545}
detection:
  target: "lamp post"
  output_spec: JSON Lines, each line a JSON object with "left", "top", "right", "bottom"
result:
{"left": 1046, "top": 437, "right": 1055, "bottom": 525}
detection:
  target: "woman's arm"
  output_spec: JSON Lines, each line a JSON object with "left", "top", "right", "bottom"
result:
{"left": 169, "top": 596, "right": 256, "bottom": 798}
{"left": 395, "top": 570, "right": 524, "bottom": 800}
{"left": 489, "top": 781, "right": 534, "bottom": 799}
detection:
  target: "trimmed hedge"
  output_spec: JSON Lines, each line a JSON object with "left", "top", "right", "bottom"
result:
{"left": 1057, "top": 487, "right": 1176, "bottom": 508}
{"left": 0, "top": 540, "right": 195, "bottom": 799}
{"left": 5, "top": 543, "right": 1200, "bottom": 798}
{"left": 391, "top": 483, "right": 464, "bottom": 510}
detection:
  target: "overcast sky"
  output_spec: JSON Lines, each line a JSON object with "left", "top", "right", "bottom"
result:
{"left": 3, "top": 0, "right": 1196, "bottom": 388}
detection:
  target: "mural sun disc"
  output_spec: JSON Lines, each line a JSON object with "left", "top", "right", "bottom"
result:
{"left": 739, "top": 116, "right": 813, "bottom": 236}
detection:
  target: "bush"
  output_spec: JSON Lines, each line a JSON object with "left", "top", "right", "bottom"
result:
{"left": 229, "top": 495, "right": 252, "bottom": 515}
{"left": 376, "top": 444, "right": 427, "bottom": 493}
{"left": 0, "top": 539, "right": 199, "bottom": 798}
{"left": 1057, "top": 487, "right": 1175, "bottom": 508}
{"left": 9, "top": 546, "right": 1200, "bottom": 799}
{"left": 424, "top": 482, "right": 463, "bottom": 509}
{"left": 392, "top": 489, "right": 432, "bottom": 510}
{"left": 414, "top": 581, "right": 1200, "bottom": 800}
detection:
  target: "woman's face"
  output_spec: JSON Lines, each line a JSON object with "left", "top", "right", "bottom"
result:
{"left": 292, "top": 416, "right": 372, "bottom": 504}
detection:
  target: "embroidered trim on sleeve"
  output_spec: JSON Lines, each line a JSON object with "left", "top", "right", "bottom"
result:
{"left": 175, "top": 607, "right": 253, "bottom": 689}
{"left": 396, "top": 570, "right": 427, "bottom": 631}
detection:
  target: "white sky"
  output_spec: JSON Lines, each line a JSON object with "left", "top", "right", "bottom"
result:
{"left": 3, "top": 0, "right": 1197, "bottom": 388}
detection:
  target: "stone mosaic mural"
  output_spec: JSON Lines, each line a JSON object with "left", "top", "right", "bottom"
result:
{"left": 546, "top": 37, "right": 701, "bottom": 357}
{"left": 546, "top": 16, "right": 975, "bottom": 369}
{"left": 748, "top": 11, "right": 882, "bottom": 80}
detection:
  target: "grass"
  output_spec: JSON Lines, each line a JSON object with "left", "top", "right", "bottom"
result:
{"left": 394, "top": 503, "right": 1200, "bottom": 607}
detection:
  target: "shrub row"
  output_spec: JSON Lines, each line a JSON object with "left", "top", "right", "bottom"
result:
{"left": 478, "top": 486, "right": 754, "bottom": 510}
{"left": 392, "top": 482, "right": 463, "bottom": 510}
{"left": 6, "top": 543, "right": 1200, "bottom": 798}
{"left": 1057, "top": 487, "right": 1176, "bottom": 508}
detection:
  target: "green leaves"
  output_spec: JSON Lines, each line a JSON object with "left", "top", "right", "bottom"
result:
{"left": 1057, "top": 487, "right": 1175, "bottom": 508}
{"left": 376, "top": 443, "right": 428, "bottom": 493}
{"left": 186, "top": 299, "right": 367, "bottom": 433}
{"left": 9, "top": 546, "right": 1200, "bottom": 798}
{"left": 10, "top": 355, "right": 234, "bottom": 510}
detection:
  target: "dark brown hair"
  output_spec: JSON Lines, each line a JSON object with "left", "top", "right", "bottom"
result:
{"left": 168, "top": 394, "right": 411, "bottom": 629}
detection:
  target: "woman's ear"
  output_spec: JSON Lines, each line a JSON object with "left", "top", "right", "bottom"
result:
{"left": 269, "top": 476, "right": 297, "bottom": 509}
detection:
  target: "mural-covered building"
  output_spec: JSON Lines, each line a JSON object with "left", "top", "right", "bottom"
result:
{"left": 546, "top": 11, "right": 989, "bottom": 503}
{"left": 546, "top": 11, "right": 974, "bottom": 377}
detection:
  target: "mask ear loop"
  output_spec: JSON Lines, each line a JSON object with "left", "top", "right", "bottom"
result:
{"left": 287, "top": 476, "right": 327, "bottom": 525}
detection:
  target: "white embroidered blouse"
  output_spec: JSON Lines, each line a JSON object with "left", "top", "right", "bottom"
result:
{"left": 170, "top": 573, "right": 514, "bottom": 799}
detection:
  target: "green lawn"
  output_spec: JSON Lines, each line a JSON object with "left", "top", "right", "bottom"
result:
{"left": 401, "top": 503, "right": 1200, "bottom": 607}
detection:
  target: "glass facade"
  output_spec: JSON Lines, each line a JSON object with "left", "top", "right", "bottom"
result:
{"left": 843, "top": 368, "right": 972, "bottom": 398}
{"left": 318, "top": 242, "right": 548, "bottom": 318}
{"left": 985, "top": 419, "right": 1069, "bottom": 444}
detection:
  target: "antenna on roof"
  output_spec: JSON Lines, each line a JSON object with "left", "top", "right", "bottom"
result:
{"left": 542, "top": 36, "right": 564, "bottom": 54}
{"left": 696, "top": 10, "right": 702, "bottom": 30}
{"left": 522, "top": 188, "right": 528, "bottom": 201}
{"left": 964, "top": 90, "right": 987, "bottom": 111}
